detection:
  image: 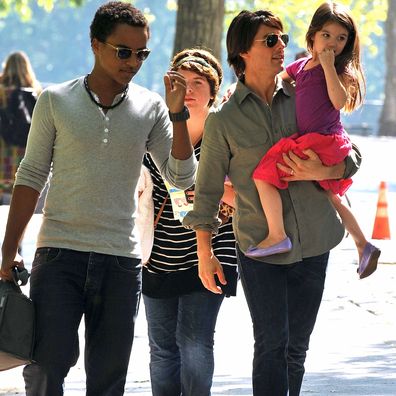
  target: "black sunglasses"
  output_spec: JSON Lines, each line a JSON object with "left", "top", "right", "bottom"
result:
{"left": 103, "top": 42, "right": 151, "bottom": 61}
{"left": 255, "top": 33, "right": 289, "bottom": 48}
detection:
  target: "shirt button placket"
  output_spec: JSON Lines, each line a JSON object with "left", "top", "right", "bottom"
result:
{"left": 103, "top": 117, "right": 110, "bottom": 145}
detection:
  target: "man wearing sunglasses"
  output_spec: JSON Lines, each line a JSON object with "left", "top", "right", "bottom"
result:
{"left": 0, "top": 1, "right": 196, "bottom": 395}
{"left": 184, "top": 9, "right": 361, "bottom": 396}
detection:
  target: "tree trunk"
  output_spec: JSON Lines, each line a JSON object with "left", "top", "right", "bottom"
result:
{"left": 173, "top": 0, "right": 224, "bottom": 61}
{"left": 378, "top": 0, "right": 396, "bottom": 136}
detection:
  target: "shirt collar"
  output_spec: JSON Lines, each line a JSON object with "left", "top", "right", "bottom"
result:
{"left": 233, "top": 74, "right": 292, "bottom": 105}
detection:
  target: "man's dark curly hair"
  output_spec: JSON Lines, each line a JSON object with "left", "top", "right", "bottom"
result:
{"left": 90, "top": 1, "right": 149, "bottom": 43}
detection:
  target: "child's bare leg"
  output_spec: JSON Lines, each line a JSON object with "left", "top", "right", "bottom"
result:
{"left": 329, "top": 193, "right": 368, "bottom": 260}
{"left": 254, "top": 179, "right": 288, "bottom": 248}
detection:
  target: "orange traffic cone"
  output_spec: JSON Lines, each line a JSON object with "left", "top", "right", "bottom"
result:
{"left": 372, "top": 181, "right": 391, "bottom": 240}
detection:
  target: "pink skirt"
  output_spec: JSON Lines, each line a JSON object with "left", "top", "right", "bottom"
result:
{"left": 252, "top": 132, "right": 352, "bottom": 196}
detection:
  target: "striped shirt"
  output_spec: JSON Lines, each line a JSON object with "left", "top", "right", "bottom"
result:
{"left": 142, "top": 141, "right": 238, "bottom": 298}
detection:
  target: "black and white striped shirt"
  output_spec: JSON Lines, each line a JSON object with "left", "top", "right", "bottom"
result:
{"left": 142, "top": 141, "right": 238, "bottom": 297}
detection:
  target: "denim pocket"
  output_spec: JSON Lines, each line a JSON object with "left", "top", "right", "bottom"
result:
{"left": 114, "top": 256, "right": 141, "bottom": 273}
{"left": 33, "top": 247, "right": 63, "bottom": 266}
{"left": 32, "top": 247, "right": 62, "bottom": 275}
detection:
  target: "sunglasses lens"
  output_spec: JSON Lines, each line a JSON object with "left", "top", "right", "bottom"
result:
{"left": 281, "top": 34, "right": 289, "bottom": 47}
{"left": 266, "top": 35, "right": 278, "bottom": 48}
{"left": 117, "top": 48, "right": 132, "bottom": 59}
{"left": 137, "top": 50, "right": 150, "bottom": 61}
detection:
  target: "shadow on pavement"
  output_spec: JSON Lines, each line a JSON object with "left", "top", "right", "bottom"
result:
{"left": 303, "top": 342, "right": 396, "bottom": 395}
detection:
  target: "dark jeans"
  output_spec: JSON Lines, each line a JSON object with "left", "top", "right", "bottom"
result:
{"left": 143, "top": 289, "right": 225, "bottom": 396}
{"left": 237, "top": 246, "right": 329, "bottom": 396}
{"left": 23, "top": 248, "right": 142, "bottom": 396}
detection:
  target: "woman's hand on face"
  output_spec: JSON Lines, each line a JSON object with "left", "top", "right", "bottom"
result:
{"left": 278, "top": 149, "right": 330, "bottom": 181}
{"left": 164, "top": 70, "right": 187, "bottom": 113}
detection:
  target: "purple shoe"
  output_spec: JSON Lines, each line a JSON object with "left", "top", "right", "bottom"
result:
{"left": 358, "top": 242, "right": 381, "bottom": 279}
{"left": 245, "top": 237, "right": 292, "bottom": 258}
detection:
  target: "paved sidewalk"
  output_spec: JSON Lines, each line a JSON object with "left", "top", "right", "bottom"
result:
{"left": 0, "top": 200, "right": 395, "bottom": 395}
{"left": 2, "top": 132, "right": 396, "bottom": 396}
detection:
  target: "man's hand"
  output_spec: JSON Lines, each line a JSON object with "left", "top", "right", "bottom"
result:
{"left": 278, "top": 149, "right": 335, "bottom": 182}
{"left": 197, "top": 252, "right": 226, "bottom": 295}
{"left": 164, "top": 70, "right": 187, "bottom": 114}
{"left": 0, "top": 251, "right": 24, "bottom": 282}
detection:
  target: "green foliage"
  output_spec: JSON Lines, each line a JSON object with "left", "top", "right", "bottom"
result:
{"left": 0, "top": 0, "right": 388, "bottom": 101}
{"left": 0, "top": 0, "right": 175, "bottom": 95}
{"left": 0, "top": 0, "right": 85, "bottom": 20}
{"left": 223, "top": 0, "right": 388, "bottom": 100}
{"left": 225, "top": 0, "right": 387, "bottom": 55}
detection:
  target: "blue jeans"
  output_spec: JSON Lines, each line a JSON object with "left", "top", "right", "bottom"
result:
{"left": 237, "top": 246, "right": 328, "bottom": 396}
{"left": 23, "top": 248, "right": 141, "bottom": 396}
{"left": 143, "top": 290, "right": 225, "bottom": 396}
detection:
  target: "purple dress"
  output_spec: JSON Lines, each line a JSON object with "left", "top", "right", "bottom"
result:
{"left": 253, "top": 57, "right": 352, "bottom": 196}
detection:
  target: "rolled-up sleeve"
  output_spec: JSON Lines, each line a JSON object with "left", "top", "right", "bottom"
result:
{"left": 183, "top": 112, "right": 228, "bottom": 233}
{"left": 147, "top": 99, "right": 196, "bottom": 190}
{"left": 165, "top": 152, "right": 197, "bottom": 190}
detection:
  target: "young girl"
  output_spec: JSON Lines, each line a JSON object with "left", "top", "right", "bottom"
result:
{"left": 247, "top": 2, "right": 380, "bottom": 279}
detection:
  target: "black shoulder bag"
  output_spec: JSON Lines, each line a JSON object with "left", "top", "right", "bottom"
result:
{"left": 0, "top": 267, "right": 35, "bottom": 371}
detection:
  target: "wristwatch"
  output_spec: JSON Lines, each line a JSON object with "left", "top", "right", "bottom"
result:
{"left": 168, "top": 106, "right": 190, "bottom": 122}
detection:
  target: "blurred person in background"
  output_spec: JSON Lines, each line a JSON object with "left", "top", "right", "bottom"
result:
{"left": 0, "top": 51, "right": 41, "bottom": 204}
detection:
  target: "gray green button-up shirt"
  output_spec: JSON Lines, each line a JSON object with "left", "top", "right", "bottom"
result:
{"left": 183, "top": 77, "right": 361, "bottom": 265}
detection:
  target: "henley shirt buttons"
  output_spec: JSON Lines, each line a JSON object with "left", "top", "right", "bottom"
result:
{"left": 103, "top": 127, "right": 109, "bottom": 143}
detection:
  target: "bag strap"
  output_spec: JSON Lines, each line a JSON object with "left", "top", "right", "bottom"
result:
{"left": 11, "top": 267, "right": 29, "bottom": 291}
{"left": 154, "top": 194, "right": 168, "bottom": 228}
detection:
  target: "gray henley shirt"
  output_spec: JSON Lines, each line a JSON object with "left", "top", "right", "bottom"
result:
{"left": 15, "top": 76, "right": 196, "bottom": 258}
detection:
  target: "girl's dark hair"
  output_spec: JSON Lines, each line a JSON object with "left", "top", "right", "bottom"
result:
{"left": 306, "top": 2, "right": 365, "bottom": 111}
{"left": 226, "top": 10, "right": 283, "bottom": 79}
{"left": 171, "top": 48, "right": 223, "bottom": 107}
{"left": 90, "top": 1, "right": 149, "bottom": 43}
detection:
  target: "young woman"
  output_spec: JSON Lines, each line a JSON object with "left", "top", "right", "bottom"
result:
{"left": 0, "top": 51, "right": 42, "bottom": 146}
{"left": 142, "top": 48, "right": 237, "bottom": 396}
{"left": 0, "top": 51, "right": 41, "bottom": 203}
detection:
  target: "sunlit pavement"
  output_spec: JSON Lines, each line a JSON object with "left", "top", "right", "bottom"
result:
{"left": 1, "top": 135, "right": 395, "bottom": 395}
